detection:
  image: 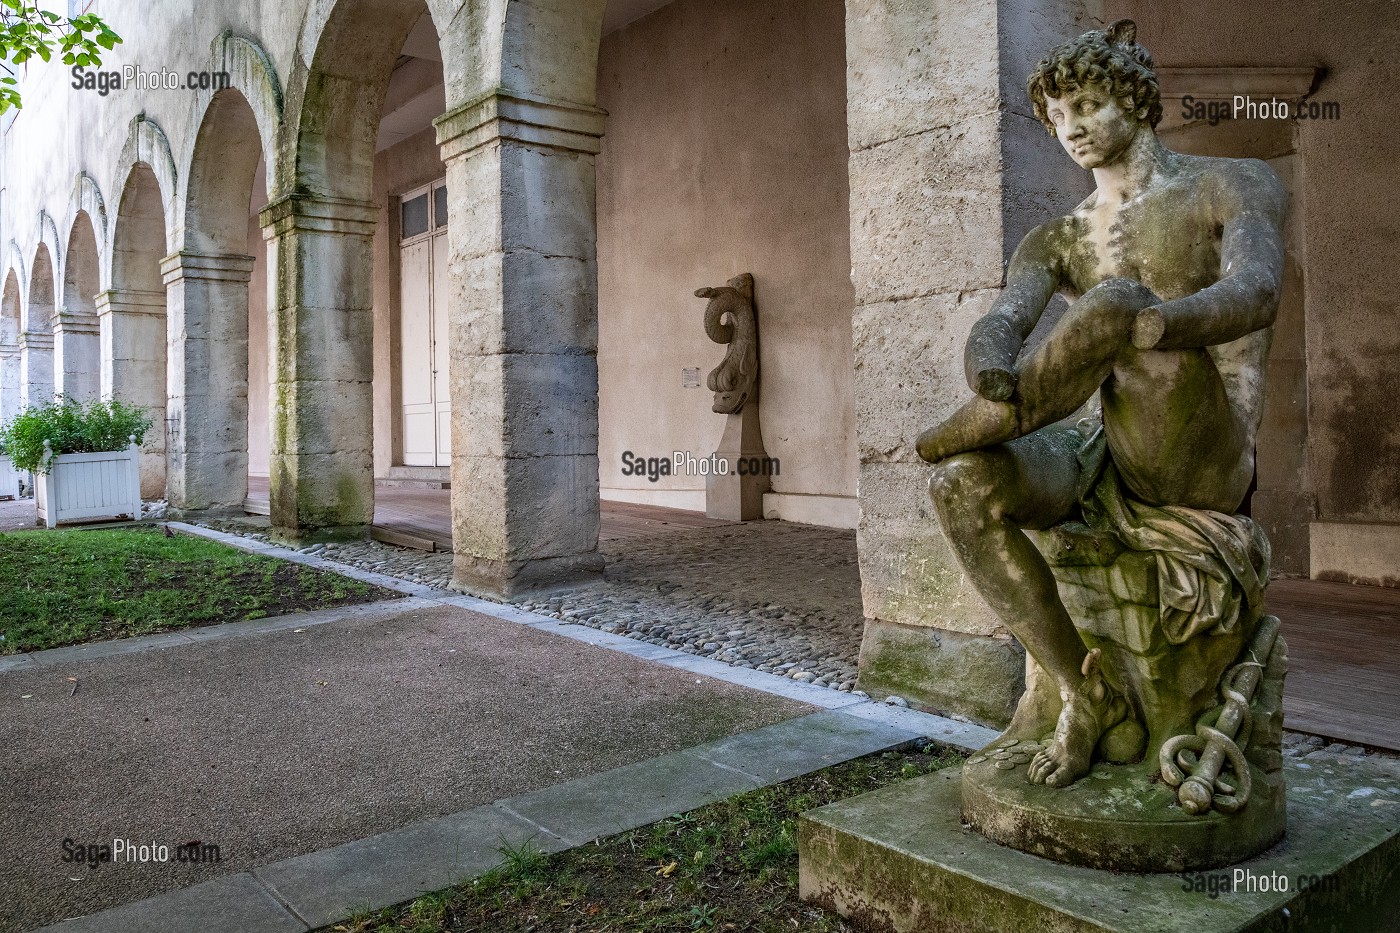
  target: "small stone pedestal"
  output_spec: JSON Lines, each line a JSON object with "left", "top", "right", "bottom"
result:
{"left": 705, "top": 403, "right": 770, "bottom": 521}
{"left": 799, "top": 756, "right": 1400, "bottom": 933}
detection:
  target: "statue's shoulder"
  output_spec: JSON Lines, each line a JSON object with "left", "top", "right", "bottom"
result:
{"left": 1172, "top": 153, "right": 1286, "bottom": 217}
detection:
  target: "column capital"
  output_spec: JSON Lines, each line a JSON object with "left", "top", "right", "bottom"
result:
{"left": 436, "top": 89, "right": 606, "bottom": 162}
{"left": 19, "top": 331, "right": 55, "bottom": 350}
{"left": 54, "top": 309, "right": 101, "bottom": 335}
{"left": 96, "top": 289, "right": 166, "bottom": 318}
{"left": 259, "top": 195, "right": 378, "bottom": 239}
{"left": 161, "top": 250, "right": 256, "bottom": 286}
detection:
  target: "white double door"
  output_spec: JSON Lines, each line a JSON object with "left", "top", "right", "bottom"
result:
{"left": 399, "top": 181, "right": 451, "bottom": 467}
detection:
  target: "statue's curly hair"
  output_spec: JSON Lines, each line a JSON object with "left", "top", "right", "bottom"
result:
{"left": 1027, "top": 19, "right": 1162, "bottom": 135}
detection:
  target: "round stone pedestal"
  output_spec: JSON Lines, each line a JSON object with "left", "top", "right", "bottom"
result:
{"left": 961, "top": 741, "right": 1286, "bottom": 873}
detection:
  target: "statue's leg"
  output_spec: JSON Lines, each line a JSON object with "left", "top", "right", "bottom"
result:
{"left": 917, "top": 278, "right": 1157, "bottom": 464}
{"left": 930, "top": 430, "right": 1127, "bottom": 787}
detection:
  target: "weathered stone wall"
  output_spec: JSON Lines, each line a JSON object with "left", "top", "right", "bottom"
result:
{"left": 1105, "top": 3, "right": 1400, "bottom": 585}
{"left": 594, "top": 0, "right": 857, "bottom": 527}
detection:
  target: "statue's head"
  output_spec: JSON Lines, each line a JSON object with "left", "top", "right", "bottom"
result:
{"left": 1027, "top": 19, "right": 1162, "bottom": 169}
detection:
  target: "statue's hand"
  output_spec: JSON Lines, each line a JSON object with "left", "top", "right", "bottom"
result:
{"left": 1131, "top": 305, "right": 1167, "bottom": 350}
{"left": 972, "top": 366, "right": 1016, "bottom": 402}
{"left": 915, "top": 426, "right": 942, "bottom": 463}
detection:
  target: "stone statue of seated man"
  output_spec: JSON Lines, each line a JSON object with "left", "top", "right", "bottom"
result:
{"left": 915, "top": 20, "right": 1285, "bottom": 792}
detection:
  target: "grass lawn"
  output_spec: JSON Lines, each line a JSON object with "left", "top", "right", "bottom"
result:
{"left": 339, "top": 742, "right": 963, "bottom": 933}
{"left": 0, "top": 525, "right": 400, "bottom": 653}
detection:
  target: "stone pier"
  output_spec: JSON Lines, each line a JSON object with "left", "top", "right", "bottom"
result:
{"left": 436, "top": 92, "right": 606, "bottom": 597}
{"left": 259, "top": 195, "right": 378, "bottom": 542}
{"left": 52, "top": 309, "right": 100, "bottom": 402}
{"left": 96, "top": 288, "right": 167, "bottom": 497}
{"left": 163, "top": 250, "right": 256, "bottom": 512}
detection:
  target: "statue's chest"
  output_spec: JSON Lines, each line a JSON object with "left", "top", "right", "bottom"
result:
{"left": 1064, "top": 194, "right": 1220, "bottom": 299}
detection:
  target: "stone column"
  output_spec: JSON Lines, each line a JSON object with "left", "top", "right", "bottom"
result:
{"left": 19, "top": 331, "right": 55, "bottom": 408}
{"left": 53, "top": 310, "right": 100, "bottom": 402}
{"left": 258, "top": 195, "right": 377, "bottom": 541}
{"left": 162, "top": 251, "right": 256, "bottom": 512}
{"left": 97, "top": 288, "right": 167, "bottom": 498}
{"left": 0, "top": 344, "right": 20, "bottom": 423}
{"left": 436, "top": 91, "right": 606, "bottom": 597}
{"left": 848, "top": 0, "right": 1095, "bottom": 724}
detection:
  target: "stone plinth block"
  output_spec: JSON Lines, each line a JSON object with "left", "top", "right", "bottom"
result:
{"left": 800, "top": 759, "right": 1400, "bottom": 933}
{"left": 706, "top": 403, "right": 769, "bottom": 521}
{"left": 961, "top": 755, "right": 1284, "bottom": 873}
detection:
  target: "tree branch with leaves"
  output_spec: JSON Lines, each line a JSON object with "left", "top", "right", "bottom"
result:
{"left": 1, "top": 0, "right": 121, "bottom": 113}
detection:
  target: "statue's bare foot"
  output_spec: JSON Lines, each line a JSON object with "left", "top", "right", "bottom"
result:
{"left": 1027, "top": 649, "right": 1127, "bottom": 788}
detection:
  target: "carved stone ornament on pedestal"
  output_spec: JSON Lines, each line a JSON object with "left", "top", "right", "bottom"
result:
{"left": 909, "top": 18, "right": 1291, "bottom": 872}
{"left": 696, "top": 273, "right": 770, "bottom": 520}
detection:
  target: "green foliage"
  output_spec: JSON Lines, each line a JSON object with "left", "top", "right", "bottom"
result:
{"left": 0, "top": 397, "right": 153, "bottom": 473}
{"left": 1, "top": 1, "right": 121, "bottom": 113}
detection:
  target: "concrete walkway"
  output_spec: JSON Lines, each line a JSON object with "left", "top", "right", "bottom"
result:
{"left": 3, "top": 524, "right": 996, "bottom": 933}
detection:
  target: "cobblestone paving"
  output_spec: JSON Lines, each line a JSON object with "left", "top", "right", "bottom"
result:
{"left": 196, "top": 518, "right": 870, "bottom": 695}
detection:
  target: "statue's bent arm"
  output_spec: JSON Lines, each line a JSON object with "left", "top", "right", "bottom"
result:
{"left": 1134, "top": 162, "right": 1287, "bottom": 352}
{"left": 964, "top": 222, "right": 1062, "bottom": 401}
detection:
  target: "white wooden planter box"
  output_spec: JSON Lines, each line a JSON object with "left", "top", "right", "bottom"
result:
{"left": 0, "top": 454, "right": 22, "bottom": 500}
{"left": 35, "top": 439, "right": 142, "bottom": 528}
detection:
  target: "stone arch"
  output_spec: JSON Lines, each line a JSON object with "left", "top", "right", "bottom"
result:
{"left": 285, "top": 0, "right": 452, "bottom": 201}
{"left": 105, "top": 114, "right": 178, "bottom": 279}
{"left": 30, "top": 213, "right": 62, "bottom": 334}
{"left": 5, "top": 240, "right": 27, "bottom": 309}
{"left": 69, "top": 172, "right": 109, "bottom": 290}
{"left": 107, "top": 157, "right": 171, "bottom": 498}
{"left": 1, "top": 269, "right": 21, "bottom": 422}
{"left": 22, "top": 239, "right": 57, "bottom": 406}
{"left": 176, "top": 32, "right": 283, "bottom": 237}
{"left": 166, "top": 69, "right": 274, "bottom": 510}
{"left": 0, "top": 269, "right": 19, "bottom": 345}
{"left": 60, "top": 203, "right": 104, "bottom": 402}
{"left": 27, "top": 242, "right": 56, "bottom": 335}
{"left": 498, "top": 0, "right": 608, "bottom": 105}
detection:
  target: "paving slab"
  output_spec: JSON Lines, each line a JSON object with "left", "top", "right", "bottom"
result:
{"left": 32, "top": 872, "right": 305, "bottom": 933}
{"left": 689, "top": 708, "right": 923, "bottom": 784}
{"left": 253, "top": 803, "right": 567, "bottom": 929}
{"left": 0, "top": 601, "right": 812, "bottom": 932}
{"left": 497, "top": 747, "right": 767, "bottom": 847}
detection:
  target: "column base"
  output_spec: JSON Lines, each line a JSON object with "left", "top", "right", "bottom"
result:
{"left": 856, "top": 617, "right": 1024, "bottom": 726}
{"left": 268, "top": 524, "right": 371, "bottom": 547}
{"left": 800, "top": 758, "right": 1400, "bottom": 933}
{"left": 451, "top": 551, "right": 605, "bottom": 600}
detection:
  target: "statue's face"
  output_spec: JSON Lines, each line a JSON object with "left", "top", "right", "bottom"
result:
{"left": 1044, "top": 86, "right": 1140, "bottom": 169}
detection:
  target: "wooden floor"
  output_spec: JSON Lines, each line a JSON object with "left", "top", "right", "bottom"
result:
{"left": 1267, "top": 577, "right": 1400, "bottom": 750}
{"left": 242, "top": 477, "right": 1400, "bottom": 749}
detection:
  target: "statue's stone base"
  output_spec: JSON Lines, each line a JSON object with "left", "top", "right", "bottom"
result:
{"left": 961, "top": 755, "right": 1285, "bottom": 872}
{"left": 799, "top": 757, "right": 1400, "bottom": 933}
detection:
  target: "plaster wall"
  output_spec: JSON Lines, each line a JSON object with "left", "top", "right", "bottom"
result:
{"left": 594, "top": 0, "right": 858, "bottom": 526}
{"left": 1107, "top": 3, "right": 1400, "bottom": 580}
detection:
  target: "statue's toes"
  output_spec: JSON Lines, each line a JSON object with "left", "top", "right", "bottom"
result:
{"left": 1027, "top": 751, "right": 1054, "bottom": 784}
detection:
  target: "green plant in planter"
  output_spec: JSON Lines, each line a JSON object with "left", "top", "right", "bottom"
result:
{"left": 0, "top": 398, "right": 154, "bottom": 474}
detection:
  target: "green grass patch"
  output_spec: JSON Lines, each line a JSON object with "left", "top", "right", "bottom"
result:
{"left": 337, "top": 743, "right": 963, "bottom": 933}
{"left": 0, "top": 526, "right": 400, "bottom": 653}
